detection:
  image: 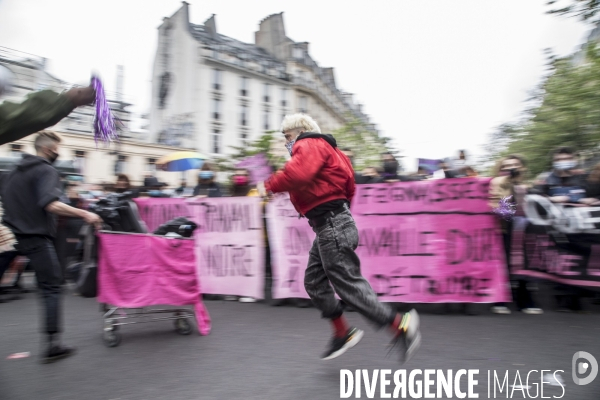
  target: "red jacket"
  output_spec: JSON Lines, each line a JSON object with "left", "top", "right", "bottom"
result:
{"left": 265, "top": 133, "right": 355, "bottom": 216}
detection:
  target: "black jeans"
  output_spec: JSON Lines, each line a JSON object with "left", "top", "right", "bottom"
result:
{"left": 304, "top": 209, "right": 396, "bottom": 328}
{"left": 15, "top": 236, "right": 62, "bottom": 335}
{"left": 0, "top": 250, "right": 18, "bottom": 284}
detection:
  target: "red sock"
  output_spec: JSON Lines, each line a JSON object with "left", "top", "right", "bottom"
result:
{"left": 331, "top": 315, "right": 349, "bottom": 338}
{"left": 390, "top": 313, "right": 402, "bottom": 336}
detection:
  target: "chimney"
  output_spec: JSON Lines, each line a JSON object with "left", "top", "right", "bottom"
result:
{"left": 204, "top": 14, "right": 217, "bottom": 39}
{"left": 255, "top": 13, "right": 286, "bottom": 57}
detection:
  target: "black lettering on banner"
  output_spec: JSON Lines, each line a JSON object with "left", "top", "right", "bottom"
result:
{"left": 284, "top": 227, "right": 311, "bottom": 256}
{"left": 191, "top": 202, "right": 258, "bottom": 233}
{"left": 358, "top": 228, "right": 436, "bottom": 257}
{"left": 426, "top": 275, "right": 491, "bottom": 297}
{"left": 369, "top": 271, "right": 491, "bottom": 298}
{"left": 282, "top": 260, "right": 300, "bottom": 292}
{"left": 446, "top": 228, "right": 500, "bottom": 265}
{"left": 356, "top": 179, "right": 491, "bottom": 206}
{"left": 201, "top": 244, "right": 255, "bottom": 277}
{"left": 370, "top": 267, "right": 408, "bottom": 297}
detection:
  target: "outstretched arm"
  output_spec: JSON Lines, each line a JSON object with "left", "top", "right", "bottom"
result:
{"left": 0, "top": 85, "right": 95, "bottom": 145}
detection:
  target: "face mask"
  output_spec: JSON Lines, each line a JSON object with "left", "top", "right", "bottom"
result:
{"left": 553, "top": 160, "right": 576, "bottom": 171}
{"left": 48, "top": 151, "right": 59, "bottom": 164}
{"left": 199, "top": 171, "right": 214, "bottom": 180}
{"left": 285, "top": 140, "right": 296, "bottom": 156}
{"left": 233, "top": 176, "right": 249, "bottom": 186}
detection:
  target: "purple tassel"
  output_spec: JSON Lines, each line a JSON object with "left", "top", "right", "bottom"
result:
{"left": 493, "top": 196, "right": 517, "bottom": 220}
{"left": 91, "top": 76, "right": 118, "bottom": 144}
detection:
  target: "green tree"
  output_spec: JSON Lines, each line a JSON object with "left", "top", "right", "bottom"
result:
{"left": 547, "top": 0, "right": 600, "bottom": 23}
{"left": 486, "top": 44, "right": 600, "bottom": 176}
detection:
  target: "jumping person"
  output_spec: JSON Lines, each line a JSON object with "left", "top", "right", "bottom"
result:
{"left": 259, "top": 114, "right": 421, "bottom": 362}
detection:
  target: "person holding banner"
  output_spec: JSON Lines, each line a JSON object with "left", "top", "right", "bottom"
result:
{"left": 260, "top": 113, "right": 421, "bottom": 363}
{"left": 489, "top": 155, "right": 542, "bottom": 315}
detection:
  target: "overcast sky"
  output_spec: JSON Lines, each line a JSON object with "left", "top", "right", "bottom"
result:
{"left": 0, "top": 0, "right": 591, "bottom": 169}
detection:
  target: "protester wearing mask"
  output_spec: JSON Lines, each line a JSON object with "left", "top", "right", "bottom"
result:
{"left": 231, "top": 169, "right": 259, "bottom": 197}
{"left": 114, "top": 174, "right": 132, "bottom": 194}
{"left": 533, "top": 148, "right": 590, "bottom": 312}
{"left": 534, "top": 147, "right": 587, "bottom": 203}
{"left": 193, "top": 165, "right": 223, "bottom": 198}
{"left": 259, "top": 113, "right": 421, "bottom": 363}
{"left": 489, "top": 155, "right": 542, "bottom": 315}
{"left": 2, "top": 132, "right": 102, "bottom": 364}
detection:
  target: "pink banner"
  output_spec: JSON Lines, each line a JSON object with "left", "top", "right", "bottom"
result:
{"left": 267, "top": 179, "right": 511, "bottom": 302}
{"left": 266, "top": 193, "right": 314, "bottom": 299}
{"left": 186, "top": 196, "right": 265, "bottom": 299}
{"left": 133, "top": 197, "right": 192, "bottom": 233}
{"left": 97, "top": 233, "right": 211, "bottom": 335}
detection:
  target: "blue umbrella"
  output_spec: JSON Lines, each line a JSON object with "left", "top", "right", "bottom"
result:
{"left": 157, "top": 151, "right": 206, "bottom": 172}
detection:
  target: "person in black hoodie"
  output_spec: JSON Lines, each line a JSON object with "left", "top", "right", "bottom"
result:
{"left": 2, "top": 131, "right": 102, "bottom": 364}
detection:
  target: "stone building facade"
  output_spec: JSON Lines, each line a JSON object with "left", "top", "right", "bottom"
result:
{"left": 150, "top": 2, "right": 379, "bottom": 155}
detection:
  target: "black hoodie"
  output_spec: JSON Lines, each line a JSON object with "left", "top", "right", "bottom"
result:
{"left": 295, "top": 132, "right": 338, "bottom": 148}
{"left": 2, "top": 154, "right": 62, "bottom": 238}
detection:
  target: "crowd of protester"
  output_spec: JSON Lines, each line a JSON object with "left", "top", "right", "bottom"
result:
{"left": 2, "top": 142, "right": 600, "bottom": 313}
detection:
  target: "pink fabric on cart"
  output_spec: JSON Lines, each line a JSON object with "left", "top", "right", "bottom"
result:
{"left": 97, "top": 233, "right": 211, "bottom": 335}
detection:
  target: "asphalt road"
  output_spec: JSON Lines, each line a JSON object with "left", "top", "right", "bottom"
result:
{"left": 1, "top": 290, "right": 599, "bottom": 400}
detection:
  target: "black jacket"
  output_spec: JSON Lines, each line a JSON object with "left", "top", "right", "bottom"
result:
{"left": 193, "top": 182, "right": 223, "bottom": 197}
{"left": 2, "top": 154, "right": 62, "bottom": 238}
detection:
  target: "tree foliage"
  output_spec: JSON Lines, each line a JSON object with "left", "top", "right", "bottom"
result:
{"left": 487, "top": 44, "right": 600, "bottom": 176}
{"left": 547, "top": 0, "right": 600, "bottom": 23}
{"left": 213, "top": 118, "right": 396, "bottom": 172}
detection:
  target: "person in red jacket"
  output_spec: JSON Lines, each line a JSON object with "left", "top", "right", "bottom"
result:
{"left": 261, "top": 114, "right": 421, "bottom": 363}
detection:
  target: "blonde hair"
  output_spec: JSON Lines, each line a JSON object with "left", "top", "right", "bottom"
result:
{"left": 280, "top": 113, "right": 321, "bottom": 134}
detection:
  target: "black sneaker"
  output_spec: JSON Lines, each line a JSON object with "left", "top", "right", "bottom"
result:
{"left": 41, "top": 345, "right": 77, "bottom": 364}
{"left": 389, "top": 309, "right": 421, "bottom": 364}
{"left": 321, "top": 327, "right": 364, "bottom": 360}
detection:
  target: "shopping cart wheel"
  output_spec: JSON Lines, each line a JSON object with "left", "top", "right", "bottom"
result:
{"left": 103, "top": 330, "right": 121, "bottom": 347}
{"left": 174, "top": 318, "right": 193, "bottom": 335}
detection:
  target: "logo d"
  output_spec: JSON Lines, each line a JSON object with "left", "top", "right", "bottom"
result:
{"left": 572, "top": 351, "right": 598, "bottom": 386}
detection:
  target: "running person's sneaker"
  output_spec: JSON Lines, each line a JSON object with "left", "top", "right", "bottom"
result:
{"left": 41, "top": 345, "right": 77, "bottom": 364}
{"left": 389, "top": 309, "right": 421, "bottom": 364}
{"left": 321, "top": 327, "right": 364, "bottom": 360}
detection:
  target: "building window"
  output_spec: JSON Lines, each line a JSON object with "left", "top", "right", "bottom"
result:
{"left": 240, "top": 105, "right": 248, "bottom": 126}
{"left": 241, "top": 132, "right": 248, "bottom": 146}
{"left": 263, "top": 83, "right": 270, "bottom": 103}
{"left": 212, "top": 69, "right": 222, "bottom": 91}
{"left": 212, "top": 129, "right": 221, "bottom": 154}
{"left": 281, "top": 88, "right": 287, "bottom": 107}
{"left": 299, "top": 96, "right": 307, "bottom": 113}
{"left": 9, "top": 144, "right": 22, "bottom": 158}
{"left": 240, "top": 76, "right": 249, "bottom": 97}
{"left": 74, "top": 150, "right": 86, "bottom": 174}
{"left": 212, "top": 98, "right": 221, "bottom": 120}
{"left": 146, "top": 157, "right": 156, "bottom": 173}
{"left": 293, "top": 47, "right": 303, "bottom": 59}
{"left": 263, "top": 110, "right": 270, "bottom": 131}
{"left": 116, "top": 155, "right": 128, "bottom": 175}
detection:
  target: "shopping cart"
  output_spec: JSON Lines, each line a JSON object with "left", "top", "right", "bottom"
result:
{"left": 97, "top": 231, "right": 211, "bottom": 347}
